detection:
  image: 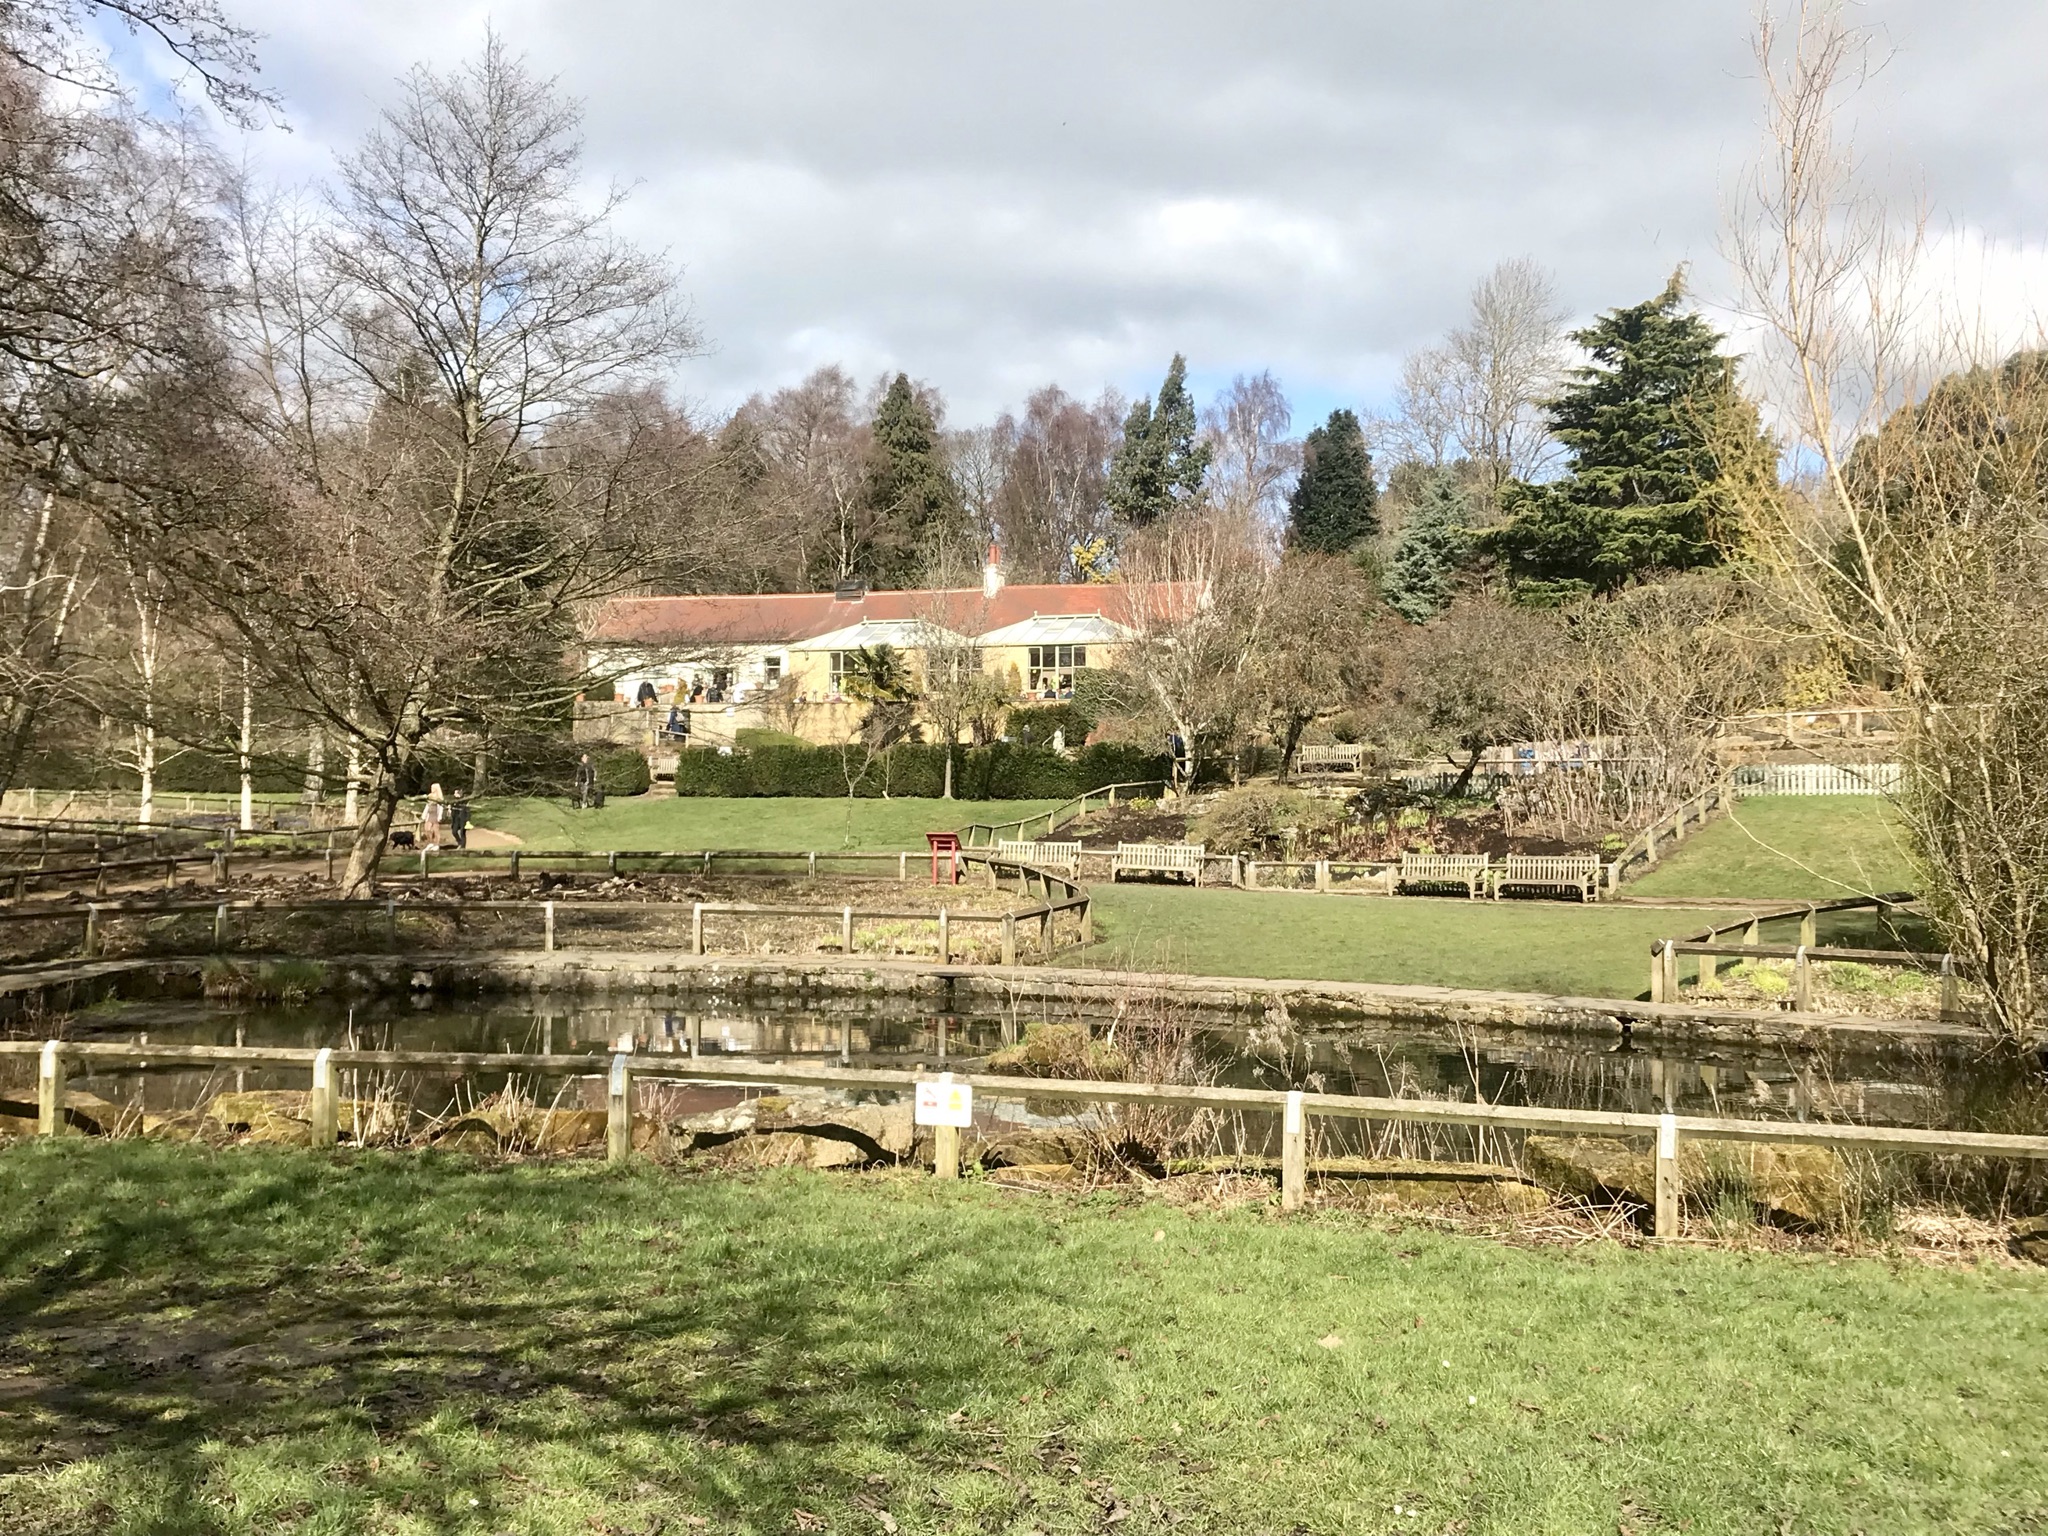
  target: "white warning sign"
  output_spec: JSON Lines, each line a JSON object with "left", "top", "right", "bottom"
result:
{"left": 915, "top": 1077, "right": 973, "bottom": 1128}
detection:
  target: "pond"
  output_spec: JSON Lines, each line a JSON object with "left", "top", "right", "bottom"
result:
{"left": 14, "top": 988, "right": 2041, "bottom": 1148}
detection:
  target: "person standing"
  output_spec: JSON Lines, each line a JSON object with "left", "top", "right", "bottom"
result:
{"left": 420, "top": 783, "right": 446, "bottom": 849}
{"left": 574, "top": 753, "right": 597, "bottom": 810}
{"left": 448, "top": 790, "right": 471, "bottom": 849}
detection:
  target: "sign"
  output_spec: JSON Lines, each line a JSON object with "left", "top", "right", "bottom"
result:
{"left": 915, "top": 1077, "right": 973, "bottom": 1128}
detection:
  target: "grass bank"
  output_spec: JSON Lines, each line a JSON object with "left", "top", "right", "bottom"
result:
{"left": 0, "top": 1144, "right": 2040, "bottom": 1534}
{"left": 1629, "top": 795, "right": 1916, "bottom": 900}
{"left": 1078, "top": 886, "right": 1727, "bottom": 998}
{"left": 472, "top": 795, "right": 1063, "bottom": 852}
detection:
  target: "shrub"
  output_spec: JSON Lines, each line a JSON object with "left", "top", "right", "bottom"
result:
{"left": 670, "top": 742, "right": 1170, "bottom": 800}
{"left": 1191, "top": 785, "right": 1350, "bottom": 856}
{"left": 734, "top": 727, "right": 809, "bottom": 750}
{"left": 1008, "top": 701, "right": 1095, "bottom": 749}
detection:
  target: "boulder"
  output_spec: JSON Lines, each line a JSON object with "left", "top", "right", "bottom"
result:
{"left": 707, "top": 1130, "right": 869, "bottom": 1170}
{"left": 203, "top": 1089, "right": 312, "bottom": 1146}
{"left": 2010, "top": 1216, "right": 2048, "bottom": 1266}
{"left": 432, "top": 1116, "right": 505, "bottom": 1153}
{"left": 1523, "top": 1135, "right": 1845, "bottom": 1230}
{"left": 0, "top": 1091, "right": 127, "bottom": 1136}
{"left": 966, "top": 1128, "right": 1090, "bottom": 1170}
{"left": 1170, "top": 1155, "right": 1547, "bottom": 1214}
{"left": 673, "top": 1092, "right": 912, "bottom": 1165}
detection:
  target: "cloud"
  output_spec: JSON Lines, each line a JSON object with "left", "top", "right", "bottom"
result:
{"left": 199, "top": 0, "right": 2048, "bottom": 428}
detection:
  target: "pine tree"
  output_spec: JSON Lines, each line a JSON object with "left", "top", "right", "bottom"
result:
{"left": 1288, "top": 408, "right": 1378, "bottom": 551}
{"left": 862, "top": 373, "right": 963, "bottom": 586}
{"left": 1383, "top": 468, "right": 1470, "bottom": 622}
{"left": 1488, "top": 271, "right": 1773, "bottom": 599}
{"left": 1106, "top": 354, "right": 1211, "bottom": 526}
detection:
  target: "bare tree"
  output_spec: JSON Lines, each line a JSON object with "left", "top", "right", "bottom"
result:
{"left": 1201, "top": 372, "right": 1299, "bottom": 527}
{"left": 178, "top": 36, "right": 699, "bottom": 893}
{"left": 1728, "top": 0, "right": 2048, "bottom": 1041}
{"left": 991, "top": 386, "right": 1123, "bottom": 581}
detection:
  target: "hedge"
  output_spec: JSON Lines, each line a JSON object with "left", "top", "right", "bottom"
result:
{"left": 671, "top": 742, "right": 1170, "bottom": 800}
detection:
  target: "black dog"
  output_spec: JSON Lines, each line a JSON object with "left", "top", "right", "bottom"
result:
{"left": 389, "top": 829, "right": 417, "bottom": 850}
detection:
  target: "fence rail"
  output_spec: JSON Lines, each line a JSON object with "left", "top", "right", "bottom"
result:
{"left": 1734, "top": 762, "right": 1901, "bottom": 797}
{"left": 958, "top": 780, "right": 1170, "bottom": 849}
{"left": 11, "top": 1042, "right": 2045, "bottom": 1234}
{"left": 1646, "top": 891, "right": 1950, "bottom": 1013}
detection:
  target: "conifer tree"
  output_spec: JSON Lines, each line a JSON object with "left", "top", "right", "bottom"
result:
{"left": 1488, "top": 271, "right": 1773, "bottom": 599}
{"left": 1383, "top": 468, "right": 1471, "bottom": 622}
{"left": 1107, "top": 354, "right": 1210, "bottom": 526}
{"left": 862, "top": 373, "right": 964, "bottom": 586}
{"left": 1287, "top": 408, "right": 1379, "bottom": 551}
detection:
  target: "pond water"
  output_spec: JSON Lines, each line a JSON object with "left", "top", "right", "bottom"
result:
{"left": 16, "top": 988, "right": 2042, "bottom": 1145}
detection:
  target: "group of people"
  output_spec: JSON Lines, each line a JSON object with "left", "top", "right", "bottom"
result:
{"left": 415, "top": 784, "right": 472, "bottom": 849}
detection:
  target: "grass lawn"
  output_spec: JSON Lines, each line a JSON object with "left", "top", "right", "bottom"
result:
{"left": 1079, "top": 886, "right": 1723, "bottom": 999}
{"left": 1628, "top": 796, "right": 1918, "bottom": 901}
{"left": 472, "top": 795, "right": 1063, "bottom": 852}
{"left": 1, "top": 1144, "right": 2041, "bottom": 1535}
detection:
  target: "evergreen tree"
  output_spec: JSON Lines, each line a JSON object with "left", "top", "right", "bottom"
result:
{"left": 1106, "top": 354, "right": 1211, "bottom": 526}
{"left": 1487, "top": 271, "right": 1772, "bottom": 599}
{"left": 1383, "top": 467, "right": 1471, "bottom": 622}
{"left": 862, "top": 373, "right": 963, "bottom": 586}
{"left": 1288, "top": 408, "right": 1379, "bottom": 551}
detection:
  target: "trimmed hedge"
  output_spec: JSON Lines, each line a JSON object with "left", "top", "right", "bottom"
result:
{"left": 671, "top": 742, "right": 1169, "bottom": 800}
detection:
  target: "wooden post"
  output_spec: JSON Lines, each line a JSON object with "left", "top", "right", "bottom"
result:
{"left": 841, "top": 906, "right": 855, "bottom": 954}
{"left": 1038, "top": 908, "right": 1052, "bottom": 952}
{"left": 310, "top": 1048, "right": 338, "bottom": 1146}
{"left": 807, "top": 851, "right": 817, "bottom": 879}
{"left": 543, "top": 900, "right": 556, "bottom": 952}
{"left": 607, "top": 851, "right": 618, "bottom": 876}
{"left": 1794, "top": 945, "right": 1812, "bottom": 1012}
{"left": 1108, "top": 783, "right": 1119, "bottom": 808}
{"left": 899, "top": 851, "right": 907, "bottom": 881}
{"left": 1744, "top": 917, "right": 1760, "bottom": 946}
{"left": 93, "top": 861, "right": 106, "bottom": 897}
{"left": 37, "top": 1041, "right": 65, "bottom": 1137}
{"left": 937, "top": 907, "right": 950, "bottom": 963}
{"left": 1654, "top": 1113, "right": 1680, "bottom": 1239}
{"left": 213, "top": 850, "right": 227, "bottom": 887}
{"left": 1675, "top": 805, "right": 1689, "bottom": 841}
{"left": 839, "top": 1017, "right": 851, "bottom": 1065}
{"left": 82, "top": 903, "right": 97, "bottom": 958}
{"left": 1659, "top": 939, "right": 1677, "bottom": 1002}
{"left": 1800, "top": 908, "right": 1817, "bottom": 949}
{"left": 385, "top": 900, "right": 397, "bottom": 950}
{"left": 1315, "top": 860, "right": 1330, "bottom": 891}
{"left": 1000, "top": 913, "right": 1017, "bottom": 966}
{"left": 691, "top": 903, "right": 704, "bottom": 955}
{"left": 509, "top": 849, "right": 521, "bottom": 881}
{"left": 606, "top": 1051, "right": 632, "bottom": 1163}
{"left": 213, "top": 903, "right": 228, "bottom": 951}
{"left": 933, "top": 1072, "right": 960, "bottom": 1180}
{"left": 1078, "top": 899, "right": 1092, "bottom": 945}
{"left": 325, "top": 833, "right": 336, "bottom": 884}
{"left": 1699, "top": 948, "right": 1719, "bottom": 993}
{"left": 1281, "top": 1090, "right": 1306, "bottom": 1211}
{"left": 1941, "top": 953, "right": 1960, "bottom": 1019}
{"left": 1646, "top": 824, "right": 1659, "bottom": 865}
{"left": 419, "top": 847, "right": 429, "bottom": 879}
{"left": 1245, "top": 858, "right": 1258, "bottom": 891}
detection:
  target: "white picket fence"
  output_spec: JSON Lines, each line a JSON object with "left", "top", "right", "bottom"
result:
{"left": 1734, "top": 762, "right": 1901, "bottom": 797}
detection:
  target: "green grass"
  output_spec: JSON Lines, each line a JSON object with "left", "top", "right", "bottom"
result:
{"left": 1, "top": 1143, "right": 2041, "bottom": 1534}
{"left": 473, "top": 795, "right": 1064, "bottom": 852}
{"left": 1628, "top": 796, "right": 1918, "bottom": 900}
{"left": 1080, "top": 887, "right": 1723, "bottom": 998}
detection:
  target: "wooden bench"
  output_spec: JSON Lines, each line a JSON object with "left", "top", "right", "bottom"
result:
{"left": 1490, "top": 853, "right": 1601, "bottom": 902}
{"left": 1295, "top": 744, "right": 1367, "bottom": 774}
{"left": 1113, "top": 842, "right": 1206, "bottom": 885}
{"left": 1396, "top": 852, "right": 1490, "bottom": 898}
{"left": 996, "top": 839, "right": 1081, "bottom": 874}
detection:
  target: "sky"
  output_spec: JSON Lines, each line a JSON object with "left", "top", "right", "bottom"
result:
{"left": 112, "top": 0, "right": 2048, "bottom": 432}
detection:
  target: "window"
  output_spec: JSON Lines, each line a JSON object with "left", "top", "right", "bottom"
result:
{"left": 1027, "top": 645, "right": 1087, "bottom": 697}
{"left": 829, "top": 651, "right": 850, "bottom": 693}
{"left": 763, "top": 655, "right": 782, "bottom": 684}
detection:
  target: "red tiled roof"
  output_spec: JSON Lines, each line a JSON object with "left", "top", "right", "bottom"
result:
{"left": 589, "top": 582, "right": 1201, "bottom": 648}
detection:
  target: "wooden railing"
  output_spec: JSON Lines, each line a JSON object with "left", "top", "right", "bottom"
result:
{"left": 1607, "top": 779, "right": 1736, "bottom": 890}
{"left": 10, "top": 1042, "right": 2046, "bottom": 1236}
{"left": 957, "top": 780, "right": 1170, "bottom": 849}
{"left": 1646, "top": 892, "right": 1943, "bottom": 1012}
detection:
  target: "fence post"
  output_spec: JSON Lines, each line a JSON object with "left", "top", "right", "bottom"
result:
{"left": 1699, "top": 947, "right": 1718, "bottom": 993}
{"left": 37, "top": 1041, "right": 65, "bottom": 1137}
{"left": 82, "top": 903, "right": 98, "bottom": 958}
{"left": 841, "top": 906, "right": 854, "bottom": 955}
{"left": 93, "top": 860, "right": 106, "bottom": 897}
{"left": 325, "top": 833, "right": 335, "bottom": 884}
{"left": 1744, "top": 917, "right": 1760, "bottom": 946}
{"left": 1794, "top": 945, "right": 1812, "bottom": 1012}
{"left": 1245, "top": 859, "right": 1258, "bottom": 891}
{"left": 310, "top": 1048, "right": 337, "bottom": 1146}
{"left": 1315, "top": 859, "right": 1330, "bottom": 892}
{"left": 1079, "top": 897, "right": 1094, "bottom": 945}
{"left": 544, "top": 900, "right": 556, "bottom": 953}
{"left": 1645, "top": 824, "right": 1659, "bottom": 865}
{"left": 509, "top": 850, "right": 521, "bottom": 881}
{"left": 419, "top": 847, "right": 428, "bottom": 879}
{"left": 807, "top": 851, "right": 817, "bottom": 879}
{"left": 606, "top": 1051, "right": 632, "bottom": 1163}
{"left": 1941, "top": 953, "right": 1959, "bottom": 1019}
{"left": 1108, "top": 784, "right": 1119, "bottom": 808}
{"left": 213, "top": 903, "right": 228, "bottom": 951}
{"left": 933, "top": 1071, "right": 961, "bottom": 1179}
{"left": 1038, "top": 907, "right": 1052, "bottom": 952}
{"left": 1654, "top": 1113, "right": 1680, "bottom": 1240}
{"left": 1281, "top": 1090, "right": 1306, "bottom": 1212}
{"left": 692, "top": 902, "right": 704, "bottom": 955}
{"left": 1001, "top": 913, "right": 1017, "bottom": 966}
{"left": 938, "top": 908, "right": 950, "bottom": 963}
{"left": 385, "top": 900, "right": 396, "bottom": 950}
{"left": 899, "top": 851, "right": 907, "bottom": 882}
{"left": 607, "top": 851, "right": 618, "bottom": 876}
{"left": 1800, "top": 907, "right": 1818, "bottom": 949}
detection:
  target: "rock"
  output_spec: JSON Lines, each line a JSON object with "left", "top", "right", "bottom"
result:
{"left": 1523, "top": 1135, "right": 1845, "bottom": 1230}
{"left": 672, "top": 1091, "right": 912, "bottom": 1165}
{"left": 2010, "top": 1216, "right": 2048, "bottom": 1266}
{"left": 707, "top": 1131, "right": 867, "bottom": 1170}
{"left": 204, "top": 1089, "right": 314, "bottom": 1146}
{"left": 433, "top": 1116, "right": 504, "bottom": 1153}
{"left": 139, "top": 1110, "right": 209, "bottom": 1143}
{"left": 1171, "top": 1155, "right": 1547, "bottom": 1214}
{"left": 0, "top": 1090, "right": 130, "bottom": 1136}
{"left": 967, "top": 1128, "right": 1090, "bottom": 1170}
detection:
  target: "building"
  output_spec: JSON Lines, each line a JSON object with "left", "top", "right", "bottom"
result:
{"left": 582, "top": 550, "right": 1196, "bottom": 748}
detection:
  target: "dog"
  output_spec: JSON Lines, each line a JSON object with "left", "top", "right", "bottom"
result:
{"left": 389, "top": 828, "right": 417, "bottom": 850}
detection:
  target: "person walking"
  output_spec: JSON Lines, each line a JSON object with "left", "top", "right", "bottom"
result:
{"left": 420, "top": 783, "right": 446, "bottom": 849}
{"left": 448, "top": 790, "right": 471, "bottom": 850}
{"left": 574, "top": 753, "right": 597, "bottom": 810}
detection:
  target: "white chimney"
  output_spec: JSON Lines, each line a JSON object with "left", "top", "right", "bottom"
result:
{"left": 983, "top": 543, "right": 1004, "bottom": 600}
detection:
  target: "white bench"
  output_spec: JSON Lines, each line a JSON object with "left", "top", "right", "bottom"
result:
{"left": 1490, "top": 853, "right": 1602, "bottom": 902}
{"left": 1397, "top": 852, "right": 1490, "bottom": 898}
{"left": 996, "top": 839, "right": 1081, "bottom": 874}
{"left": 1295, "top": 744, "right": 1368, "bottom": 774}
{"left": 1113, "top": 842, "right": 1206, "bottom": 885}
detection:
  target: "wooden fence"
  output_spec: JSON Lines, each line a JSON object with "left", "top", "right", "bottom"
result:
{"left": 10, "top": 1042, "right": 2047, "bottom": 1237}
{"left": 1647, "top": 893, "right": 1947, "bottom": 1012}
{"left": 1733, "top": 762, "right": 1901, "bottom": 797}
{"left": 957, "top": 780, "right": 1171, "bottom": 849}
{"left": 1607, "top": 779, "right": 1736, "bottom": 889}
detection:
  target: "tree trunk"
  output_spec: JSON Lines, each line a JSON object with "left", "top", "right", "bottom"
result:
{"left": 1449, "top": 744, "right": 1484, "bottom": 797}
{"left": 238, "top": 657, "right": 254, "bottom": 832}
{"left": 303, "top": 729, "right": 326, "bottom": 807}
{"left": 943, "top": 748, "right": 953, "bottom": 800}
{"left": 344, "top": 736, "right": 362, "bottom": 827}
{"left": 136, "top": 721, "right": 155, "bottom": 826}
{"left": 470, "top": 745, "right": 487, "bottom": 797}
{"left": 339, "top": 778, "right": 396, "bottom": 897}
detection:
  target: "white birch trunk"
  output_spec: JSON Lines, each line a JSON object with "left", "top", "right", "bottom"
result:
{"left": 238, "top": 656, "right": 254, "bottom": 832}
